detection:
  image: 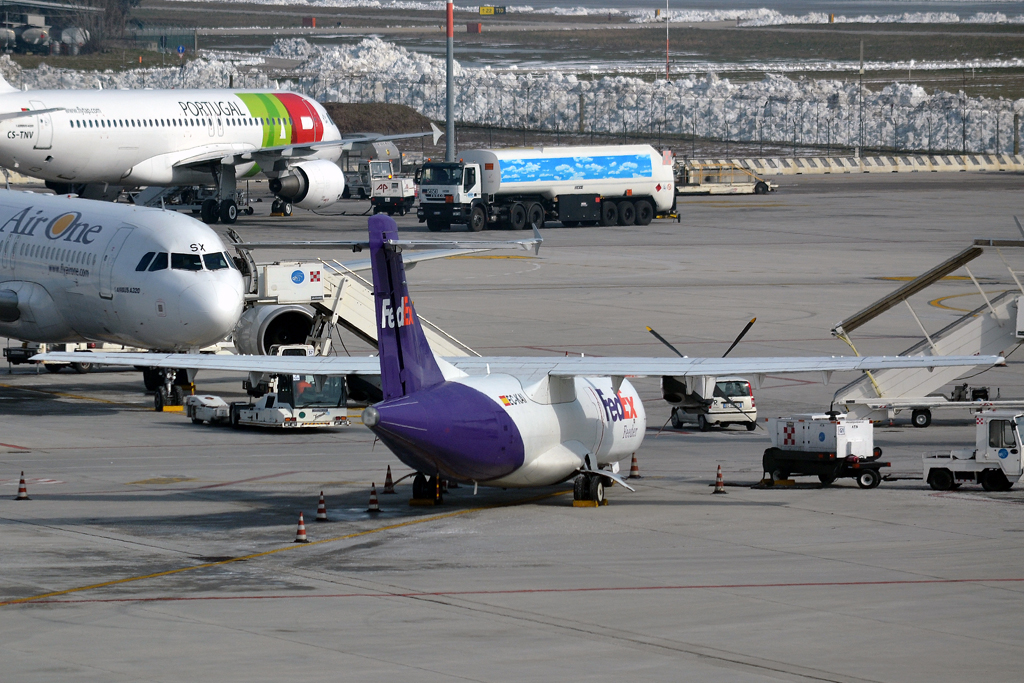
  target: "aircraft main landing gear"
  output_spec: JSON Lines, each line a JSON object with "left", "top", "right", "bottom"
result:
{"left": 573, "top": 473, "right": 606, "bottom": 505}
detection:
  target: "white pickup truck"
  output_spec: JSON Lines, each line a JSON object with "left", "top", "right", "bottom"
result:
{"left": 924, "top": 410, "right": 1022, "bottom": 491}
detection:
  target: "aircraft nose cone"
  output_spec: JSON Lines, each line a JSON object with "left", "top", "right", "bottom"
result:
{"left": 177, "top": 279, "right": 244, "bottom": 347}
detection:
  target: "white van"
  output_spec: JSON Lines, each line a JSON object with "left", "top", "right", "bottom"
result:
{"left": 670, "top": 377, "right": 757, "bottom": 431}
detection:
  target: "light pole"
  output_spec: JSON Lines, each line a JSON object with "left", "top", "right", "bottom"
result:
{"left": 445, "top": 1, "right": 455, "bottom": 162}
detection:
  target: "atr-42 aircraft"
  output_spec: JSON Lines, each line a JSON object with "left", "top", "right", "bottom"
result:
{"left": 0, "top": 75, "right": 441, "bottom": 224}
{"left": 39, "top": 216, "right": 1003, "bottom": 504}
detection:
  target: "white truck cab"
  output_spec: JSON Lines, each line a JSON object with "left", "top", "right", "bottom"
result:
{"left": 924, "top": 411, "right": 1022, "bottom": 491}
{"left": 370, "top": 159, "right": 417, "bottom": 216}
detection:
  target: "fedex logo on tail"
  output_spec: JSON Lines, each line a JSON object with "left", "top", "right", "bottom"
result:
{"left": 381, "top": 296, "right": 414, "bottom": 329}
{"left": 596, "top": 389, "right": 637, "bottom": 423}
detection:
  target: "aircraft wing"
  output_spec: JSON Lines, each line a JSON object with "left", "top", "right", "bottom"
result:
{"left": 34, "top": 352, "right": 383, "bottom": 376}
{"left": 445, "top": 355, "right": 1004, "bottom": 381}
{"left": 33, "top": 352, "right": 1001, "bottom": 382}
{"left": 246, "top": 123, "right": 443, "bottom": 167}
{"left": 0, "top": 107, "right": 65, "bottom": 122}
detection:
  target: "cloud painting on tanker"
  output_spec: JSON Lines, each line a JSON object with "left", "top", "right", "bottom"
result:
{"left": 499, "top": 155, "right": 652, "bottom": 183}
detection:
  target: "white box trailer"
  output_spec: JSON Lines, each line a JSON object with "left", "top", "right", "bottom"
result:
{"left": 416, "top": 145, "right": 676, "bottom": 231}
{"left": 763, "top": 414, "right": 887, "bottom": 488}
{"left": 923, "top": 411, "right": 1022, "bottom": 491}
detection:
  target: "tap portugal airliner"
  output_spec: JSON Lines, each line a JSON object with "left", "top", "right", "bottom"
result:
{"left": 0, "top": 190, "right": 244, "bottom": 354}
{"left": 0, "top": 76, "right": 440, "bottom": 224}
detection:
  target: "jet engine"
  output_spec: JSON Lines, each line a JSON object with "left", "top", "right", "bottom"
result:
{"left": 268, "top": 160, "right": 346, "bottom": 210}
{"left": 233, "top": 304, "right": 313, "bottom": 355}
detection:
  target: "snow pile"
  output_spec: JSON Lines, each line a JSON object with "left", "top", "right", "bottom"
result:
{"left": 6, "top": 38, "right": 1024, "bottom": 155}
{"left": 262, "top": 38, "right": 315, "bottom": 60}
{"left": 626, "top": 9, "right": 1024, "bottom": 25}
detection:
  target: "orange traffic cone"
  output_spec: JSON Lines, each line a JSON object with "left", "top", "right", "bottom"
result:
{"left": 713, "top": 465, "right": 727, "bottom": 494}
{"left": 382, "top": 466, "right": 396, "bottom": 494}
{"left": 628, "top": 453, "right": 642, "bottom": 479}
{"left": 14, "top": 471, "right": 30, "bottom": 501}
{"left": 367, "top": 483, "right": 380, "bottom": 513}
{"left": 294, "top": 512, "right": 309, "bottom": 542}
{"left": 315, "top": 491, "right": 328, "bottom": 522}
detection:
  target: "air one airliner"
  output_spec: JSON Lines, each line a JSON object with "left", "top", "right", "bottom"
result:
{"left": 0, "top": 189, "right": 245, "bottom": 374}
{"left": 0, "top": 76, "right": 440, "bottom": 224}
{"left": 40, "top": 215, "right": 1004, "bottom": 504}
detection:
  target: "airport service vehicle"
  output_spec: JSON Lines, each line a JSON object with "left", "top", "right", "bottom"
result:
{"left": 370, "top": 160, "right": 417, "bottom": 216}
{"left": 676, "top": 161, "right": 774, "bottom": 195}
{"left": 185, "top": 343, "right": 349, "bottom": 428}
{"left": 42, "top": 215, "right": 1003, "bottom": 505}
{"left": 343, "top": 160, "right": 371, "bottom": 199}
{"left": 416, "top": 145, "right": 676, "bottom": 231}
{"left": 0, "top": 75, "right": 440, "bottom": 224}
{"left": 762, "top": 414, "right": 888, "bottom": 488}
{"left": 923, "top": 411, "right": 1022, "bottom": 491}
{"left": 669, "top": 376, "right": 757, "bottom": 431}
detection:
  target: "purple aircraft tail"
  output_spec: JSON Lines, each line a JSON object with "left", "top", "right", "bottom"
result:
{"left": 369, "top": 214, "right": 446, "bottom": 400}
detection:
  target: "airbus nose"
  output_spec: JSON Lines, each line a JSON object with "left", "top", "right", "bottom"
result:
{"left": 177, "top": 276, "right": 244, "bottom": 348}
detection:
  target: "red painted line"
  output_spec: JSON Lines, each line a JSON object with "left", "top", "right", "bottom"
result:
{"left": 0, "top": 442, "right": 30, "bottom": 450}
{"left": 20, "top": 577, "right": 1024, "bottom": 606}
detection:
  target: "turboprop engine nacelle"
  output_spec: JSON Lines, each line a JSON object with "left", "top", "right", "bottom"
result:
{"left": 269, "top": 160, "right": 346, "bottom": 210}
{"left": 233, "top": 304, "right": 313, "bottom": 355}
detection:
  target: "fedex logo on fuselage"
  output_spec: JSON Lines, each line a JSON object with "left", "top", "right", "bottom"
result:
{"left": 380, "top": 296, "right": 414, "bottom": 329}
{"left": 0, "top": 208, "right": 102, "bottom": 244}
{"left": 596, "top": 389, "right": 637, "bottom": 423}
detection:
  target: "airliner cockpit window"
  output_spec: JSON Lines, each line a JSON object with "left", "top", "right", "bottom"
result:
{"left": 148, "top": 252, "right": 168, "bottom": 271}
{"left": 171, "top": 253, "right": 203, "bottom": 271}
{"left": 223, "top": 252, "right": 238, "bottom": 269}
{"left": 203, "top": 253, "right": 229, "bottom": 270}
{"left": 136, "top": 252, "right": 155, "bottom": 271}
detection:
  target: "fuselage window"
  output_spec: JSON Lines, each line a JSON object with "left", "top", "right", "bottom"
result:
{"left": 131, "top": 120, "right": 135, "bottom": 127}
{"left": 202, "top": 252, "right": 229, "bottom": 270}
{"left": 88, "top": 120, "right": 93, "bottom": 128}
{"left": 148, "top": 252, "right": 168, "bottom": 271}
{"left": 135, "top": 252, "right": 155, "bottom": 271}
{"left": 171, "top": 253, "right": 203, "bottom": 271}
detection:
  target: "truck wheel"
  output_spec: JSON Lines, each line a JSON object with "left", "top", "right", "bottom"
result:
{"left": 45, "top": 364, "right": 63, "bottom": 374}
{"left": 469, "top": 205, "right": 486, "bottom": 232}
{"left": 927, "top": 468, "right": 954, "bottom": 491}
{"left": 754, "top": 181, "right": 769, "bottom": 195}
{"left": 509, "top": 202, "right": 527, "bottom": 231}
{"left": 526, "top": 202, "right": 545, "bottom": 230}
{"left": 617, "top": 200, "right": 636, "bottom": 226}
{"left": 357, "top": 188, "right": 367, "bottom": 199}
{"left": 818, "top": 473, "right": 836, "bottom": 486}
{"left": 697, "top": 413, "right": 710, "bottom": 432}
{"left": 912, "top": 409, "right": 931, "bottom": 428}
{"left": 342, "top": 186, "right": 351, "bottom": 199}
{"left": 600, "top": 201, "right": 617, "bottom": 226}
{"left": 427, "top": 220, "right": 448, "bottom": 232}
{"left": 71, "top": 361, "right": 92, "bottom": 374}
{"left": 856, "top": 469, "right": 881, "bottom": 489}
{"left": 634, "top": 199, "right": 654, "bottom": 226}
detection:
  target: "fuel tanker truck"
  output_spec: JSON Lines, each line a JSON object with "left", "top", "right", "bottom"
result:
{"left": 415, "top": 145, "right": 676, "bottom": 231}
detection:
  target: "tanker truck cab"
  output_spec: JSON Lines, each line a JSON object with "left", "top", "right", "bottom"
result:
{"left": 924, "top": 411, "right": 1023, "bottom": 491}
{"left": 416, "top": 161, "right": 483, "bottom": 231}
